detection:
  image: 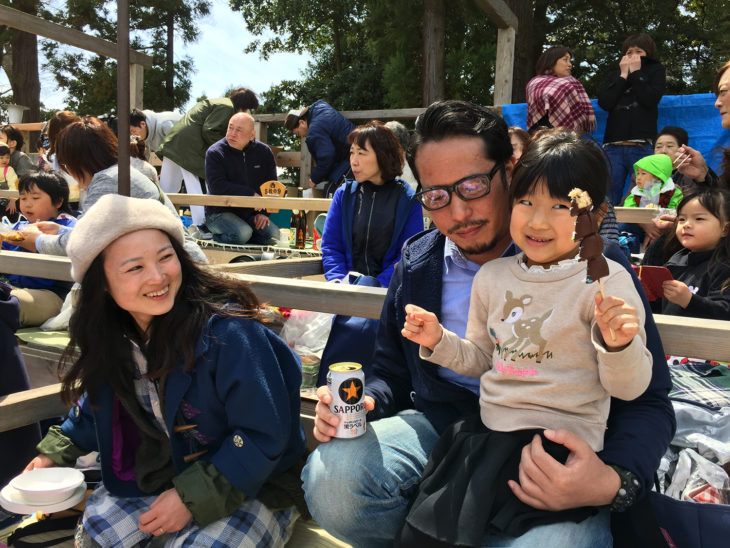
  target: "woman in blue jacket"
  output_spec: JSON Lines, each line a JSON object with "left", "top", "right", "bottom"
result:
{"left": 25, "top": 195, "right": 305, "bottom": 547}
{"left": 321, "top": 121, "right": 424, "bottom": 288}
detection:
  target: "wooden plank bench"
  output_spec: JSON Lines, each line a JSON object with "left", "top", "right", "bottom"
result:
{"left": 1, "top": 250, "right": 729, "bottom": 360}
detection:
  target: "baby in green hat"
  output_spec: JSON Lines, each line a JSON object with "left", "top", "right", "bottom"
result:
{"left": 623, "top": 153, "right": 683, "bottom": 209}
{"left": 619, "top": 153, "right": 684, "bottom": 253}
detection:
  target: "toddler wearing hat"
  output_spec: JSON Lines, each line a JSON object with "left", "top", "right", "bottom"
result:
{"left": 619, "top": 154, "right": 684, "bottom": 253}
{"left": 623, "top": 153, "right": 683, "bottom": 209}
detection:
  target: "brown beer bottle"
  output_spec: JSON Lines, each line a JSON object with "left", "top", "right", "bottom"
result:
{"left": 290, "top": 209, "right": 299, "bottom": 248}
{"left": 295, "top": 210, "right": 307, "bottom": 249}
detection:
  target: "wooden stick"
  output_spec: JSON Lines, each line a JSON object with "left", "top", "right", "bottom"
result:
{"left": 598, "top": 278, "right": 616, "bottom": 342}
{"left": 674, "top": 155, "right": 691, "bottom": 171}
{"left": 183, "top": 449, "right": 208, "bottom": 463}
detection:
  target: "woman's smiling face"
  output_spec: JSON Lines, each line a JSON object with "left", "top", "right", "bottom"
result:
{"left": 103, "top": 229, "right": 182, "bottom": 333}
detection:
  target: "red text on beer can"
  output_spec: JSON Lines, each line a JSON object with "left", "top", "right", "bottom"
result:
{"left": 327, "top": 362, "right": 366, "bottom": 438}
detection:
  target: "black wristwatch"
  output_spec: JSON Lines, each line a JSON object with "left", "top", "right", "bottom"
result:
{"left": 608, "top": 464, "right": 641, "bottom": 512}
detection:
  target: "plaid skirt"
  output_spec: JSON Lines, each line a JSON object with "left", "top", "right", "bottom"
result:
{"left": 82, "top": 484, "right": 299, "bottom": 547}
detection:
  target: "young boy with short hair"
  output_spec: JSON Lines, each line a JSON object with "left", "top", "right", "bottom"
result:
{"left": 1, "top": 171, "right": 76, "bottom": 326}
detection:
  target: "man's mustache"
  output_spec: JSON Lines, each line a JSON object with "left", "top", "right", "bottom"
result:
{"left": 447, "top": 220, "right": 488, "bottom": 235}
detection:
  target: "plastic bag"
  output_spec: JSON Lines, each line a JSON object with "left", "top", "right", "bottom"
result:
{"left": 672, "top": 402, "right": 730, "bottom": 465}
{"left": 279, "top": 309, "right": 334, "bottom": 358}
{"left": 665, "top": 448, "right": 730, "bottom": 503}
{"left": 40, "top": 284, "right": 79, "bottom": 332}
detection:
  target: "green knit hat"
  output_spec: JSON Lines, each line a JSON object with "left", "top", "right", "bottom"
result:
{"left": 634, "top": 154, "right": 673, "bottom": 184}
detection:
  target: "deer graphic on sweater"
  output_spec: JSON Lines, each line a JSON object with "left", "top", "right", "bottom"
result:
{"left": 498, "top": 290, "right": 552, "bottom": 363}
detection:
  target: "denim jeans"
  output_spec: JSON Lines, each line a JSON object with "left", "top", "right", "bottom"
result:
{"left": 301, "top": 410, "right": 612, "bottom": 548}
{"left": 604, "top": 142, "right": 653, "bottom": 206}
{"left": 205, "top": 212, "right": 279, "bottom": 245}
{"left": 618, "top": 221, "right": 645, "bottom": 254}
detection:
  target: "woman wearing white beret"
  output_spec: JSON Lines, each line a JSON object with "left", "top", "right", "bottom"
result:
{"left": 25, "top": 194, "right": 306, "bottom": 547}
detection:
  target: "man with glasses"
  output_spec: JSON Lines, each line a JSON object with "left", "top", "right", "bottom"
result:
{"left": 302, "top": 101, "right": 674, "bottom": 547}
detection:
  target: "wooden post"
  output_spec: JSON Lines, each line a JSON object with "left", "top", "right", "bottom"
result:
{"left": 300, "top": 139, "right": 312, "bottom": 188}
{"left": 117, "top": 0, "right": 130, "bottom": 197}
{"left": 494, "top": 26, "right": 516, "bottom": 106}
{"left": 255, "top": 121, "right": 268, "bottom": 144}
{"left": 473, "top": 0, "right": 518, "bottom": 106}
{"left": 130, "top": 63, "right": 144, "bottom": 109}
{"left": 422, "top": 0, "right": 445, "bottom": 106}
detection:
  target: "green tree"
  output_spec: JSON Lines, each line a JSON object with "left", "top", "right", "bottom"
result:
{"left": 40, "top": 0, "right": 210, "bottom": 114}
{"left": 0, "top": 0, "right": 42, "bottom": 124}
{"left": 240, "top": 0, "right": 730, "bottom": 116}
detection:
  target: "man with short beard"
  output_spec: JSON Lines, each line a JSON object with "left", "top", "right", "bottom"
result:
{"left": 302, "top": 101, "right": 675, "bottom": 547}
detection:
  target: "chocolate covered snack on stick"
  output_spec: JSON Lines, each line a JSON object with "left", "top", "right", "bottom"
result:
{"left": 568, "top": 188, "right": 614, "bottom": 341}
{"left": 568, "top": 189, "right": 609, "bottom": 283}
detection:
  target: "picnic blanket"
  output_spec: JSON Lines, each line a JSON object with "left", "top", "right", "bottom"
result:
{"left": 668, "top": 357, "right": 730, "bottom": 410}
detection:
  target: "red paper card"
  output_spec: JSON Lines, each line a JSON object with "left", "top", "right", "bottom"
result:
{"left": 632, "top": 265, "right": 673, "bottom": 301}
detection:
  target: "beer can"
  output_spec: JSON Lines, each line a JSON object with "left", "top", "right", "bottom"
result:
{"left": 327, "top": 362, "right": 366, "bottom": 438}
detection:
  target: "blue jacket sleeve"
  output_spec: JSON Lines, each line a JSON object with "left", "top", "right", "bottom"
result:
{"left": 320, "top": 187, "right": 351, "bottom": 281}
{"left": 366, "top": 261, "right": 417, "bottom": 419}
{"left": 599, "top": 241, "right": 676, "bottom": 497}
{"left": 377, "top": 201, "right": 424, "bottom": 288}
{"left": 60, "top": 395, "right": 100, "bottom": 453}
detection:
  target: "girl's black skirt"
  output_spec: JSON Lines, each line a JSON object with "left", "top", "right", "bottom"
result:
{"left": 398, "top": 414, "right": 598, "bottom": 547}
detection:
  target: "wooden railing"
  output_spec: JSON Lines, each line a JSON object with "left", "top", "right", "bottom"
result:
{"left": 252, "top": 108, "right": 434, "bottom": 187}
{"left": 2, "top": 189, "right": 662, "bottom": 226}
{"left": 1, "top": 251, "right": 727, "bottom": 358}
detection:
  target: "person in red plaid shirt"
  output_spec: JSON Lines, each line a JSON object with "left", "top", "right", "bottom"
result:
{"left": 526, "top": 46, "right": 596, "bottom": 134}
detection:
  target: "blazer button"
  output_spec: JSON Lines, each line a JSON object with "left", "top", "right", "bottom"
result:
{"left": 233, "top": 434, "right": 244, "bottom": 447}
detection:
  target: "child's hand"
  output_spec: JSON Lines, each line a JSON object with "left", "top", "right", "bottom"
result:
{"left": 35, "top": 221, "right": 63, "bottom": 235}
{"left": 639, "top": 221, "right": 664, "bottom": 240}
{"left": 663, "top": 280, "right": 692, "bottom": 308}
{"left": 594, "top": 294, "right": 639, "bottom": 349}
{"left": 402, "top": 304, "right": 443, "bottom": 350}
{"left": 6, "top": 200, "right": 16, "bottom": 215}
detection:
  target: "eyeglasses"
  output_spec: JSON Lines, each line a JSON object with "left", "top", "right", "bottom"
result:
{"left": 414, "top": 163, "right": 502, "bottom": 211}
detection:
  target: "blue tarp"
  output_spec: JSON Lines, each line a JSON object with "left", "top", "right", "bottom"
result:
{"left": 501, "top": 93, "right": 730, "bottom": 173}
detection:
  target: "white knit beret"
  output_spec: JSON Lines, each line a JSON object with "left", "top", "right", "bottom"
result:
{"left": 67, "top": 194, "right": 185, "bottom": 282}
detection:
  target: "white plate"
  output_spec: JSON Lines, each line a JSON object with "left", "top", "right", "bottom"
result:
{"left": 0, "top": 483, "right": 86, "bottom": 515}
{"left": 10, "top": 468, "right": 85, "bottom": 505}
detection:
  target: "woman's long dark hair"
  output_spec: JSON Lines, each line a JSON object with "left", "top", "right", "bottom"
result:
{"left": 59, "top": 235, "right": 261, "bottom": 405}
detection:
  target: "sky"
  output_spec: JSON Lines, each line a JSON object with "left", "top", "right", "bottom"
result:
{"left": 0, "top": 1, "right": 312, "bottom": 114}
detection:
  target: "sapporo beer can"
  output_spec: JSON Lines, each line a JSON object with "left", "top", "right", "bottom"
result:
{"left": 327, "top": 362, "right": 366, "bottom": 438}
